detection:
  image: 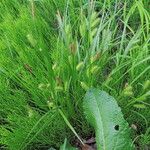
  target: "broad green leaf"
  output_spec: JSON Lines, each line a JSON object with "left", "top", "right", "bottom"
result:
{"left": 83, "top": 88, "right": 134, "bottom": 150}
{"left": 60, "top": 138, "right": 77, "bottom": 150}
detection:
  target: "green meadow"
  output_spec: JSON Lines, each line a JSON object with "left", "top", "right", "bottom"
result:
{"left": 0, "top": 0, "right": 150, "bottom": 149}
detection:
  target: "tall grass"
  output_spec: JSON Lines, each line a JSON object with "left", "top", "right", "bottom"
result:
{"left": 0, "top": 0, "right": 150, "bottom": 149}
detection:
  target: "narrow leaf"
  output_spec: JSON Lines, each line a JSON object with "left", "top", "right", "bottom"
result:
{"left": 60, "top": 138, "right": 77, "bottom": 150}
{"left": 59, "top": 109, "right": 84, "bottom": 145}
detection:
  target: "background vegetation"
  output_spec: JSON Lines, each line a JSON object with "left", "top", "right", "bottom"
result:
{"left": 0, "top": 0, "right": 150, "bottom": 149}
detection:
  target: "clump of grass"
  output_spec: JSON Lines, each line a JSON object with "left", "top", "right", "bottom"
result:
{"left": 0, "top": 0, "right": 150, "bottom": 149}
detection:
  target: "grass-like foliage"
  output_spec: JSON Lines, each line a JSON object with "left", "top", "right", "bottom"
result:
{"left": 0, "top": 0, "right": 150, "bottom": 149}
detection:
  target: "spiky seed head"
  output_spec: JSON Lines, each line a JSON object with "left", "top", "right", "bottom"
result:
{"left": 76, "top": 62, "right": 84, "bottom": 71}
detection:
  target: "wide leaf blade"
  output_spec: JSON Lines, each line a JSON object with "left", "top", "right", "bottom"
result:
{"left": 83, "top": 88, "right": 134, "bottom": 150}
